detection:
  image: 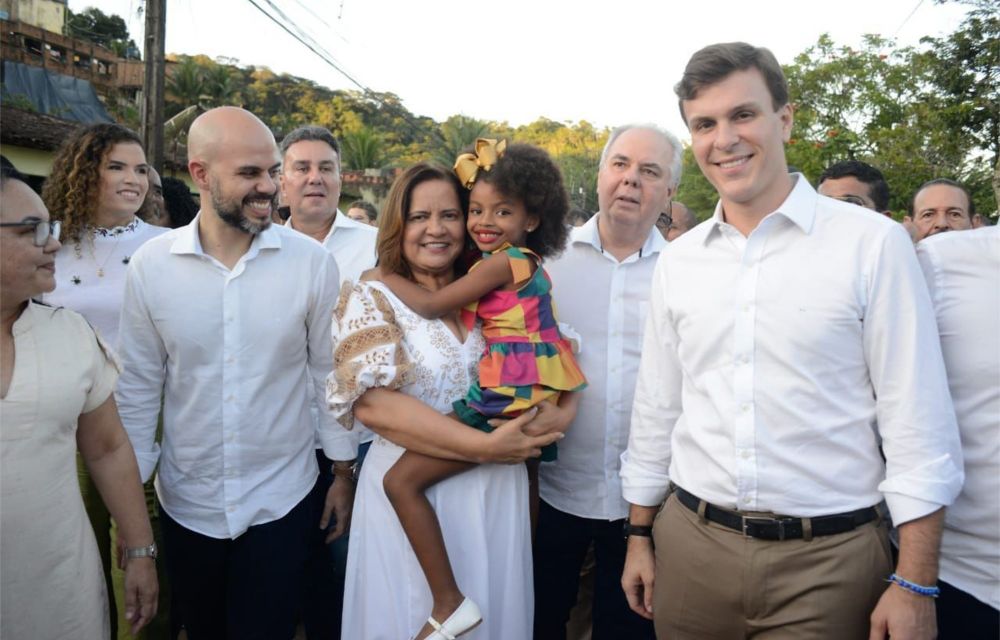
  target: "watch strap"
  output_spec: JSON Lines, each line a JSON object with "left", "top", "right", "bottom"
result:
{"left": 624, "top": 522, "right": 654, "bottom": 538}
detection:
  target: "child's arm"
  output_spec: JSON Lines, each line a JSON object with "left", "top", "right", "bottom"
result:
{"left": 379, "top": 251, "right": 514, "bottom": 319}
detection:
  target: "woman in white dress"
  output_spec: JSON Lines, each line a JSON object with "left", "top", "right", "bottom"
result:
{"left": 0, "top": 157, "right": 158, "bottom": 639}
{"left": 40, "top": 122, "right": 169, "bottom": 637}
{"left": 328, "top": 163, "right": 568, "bottom": 639}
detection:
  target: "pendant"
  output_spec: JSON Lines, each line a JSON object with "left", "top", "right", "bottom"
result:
{"left": 97, "top": 268, "right": 105, "bottom": 277}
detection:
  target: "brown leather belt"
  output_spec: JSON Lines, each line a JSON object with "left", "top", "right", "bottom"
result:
{"left": 675, "top": 487, "right": 880, "bottom": 541}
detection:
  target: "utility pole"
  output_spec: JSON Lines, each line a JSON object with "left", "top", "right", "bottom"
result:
{"left": 141, "top": 0, "right": 166, "bottom": 172}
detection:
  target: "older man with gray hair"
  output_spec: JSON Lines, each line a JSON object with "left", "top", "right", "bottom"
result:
{"left": 534, "top": 123, "right": 682, "bottom": 639}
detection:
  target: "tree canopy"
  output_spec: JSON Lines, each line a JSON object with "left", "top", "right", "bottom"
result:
{"left": 95, "top": 4, "right": 998, "bottom": 218}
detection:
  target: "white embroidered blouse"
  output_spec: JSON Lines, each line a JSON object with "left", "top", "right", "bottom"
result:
{"left": 326, "top": 281, "right": 485, "bottom": 436}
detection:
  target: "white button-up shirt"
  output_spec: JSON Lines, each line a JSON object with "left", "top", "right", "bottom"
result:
{"left": 917, "top": 226, "right": 999, "bottom": 608}
{"left": 622, "top": 176, "right": 964, "bottom": 526}
{"left": 288, "top": 210, "right": 378, "bottom": 446}
{"left": 288, "top": 209, "right": 377, "bottom": 287}
{"left": 116, "top": 216, "right": 356, "bottom": 539}
{"left": 540, "top": 216, "right": 666, "bottom": 520}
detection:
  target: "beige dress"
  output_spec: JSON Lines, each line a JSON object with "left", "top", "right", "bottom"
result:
{"left": 1, "top": 301, "right": 118, "bottom": 639}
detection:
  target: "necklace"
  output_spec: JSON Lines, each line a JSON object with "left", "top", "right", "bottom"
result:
{"left": 71, "top": 218, "right": 138, "bottom": 283}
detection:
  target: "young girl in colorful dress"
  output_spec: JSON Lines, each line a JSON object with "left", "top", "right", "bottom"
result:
{"left": 377, "top": 139, "right": 586, "bottom": 640}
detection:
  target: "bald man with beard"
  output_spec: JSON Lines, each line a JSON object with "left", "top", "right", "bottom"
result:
{"left": 115, "top": 107, "right": 357, "bottom": 639}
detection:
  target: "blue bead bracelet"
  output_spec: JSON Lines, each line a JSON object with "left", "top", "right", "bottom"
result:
{"left": 886, "top": 573, "right": 940, "bottom": 598}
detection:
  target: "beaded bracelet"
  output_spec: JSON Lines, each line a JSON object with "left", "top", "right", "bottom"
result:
{"left": 886, "top": 573, "right": 940, "bottom": 598}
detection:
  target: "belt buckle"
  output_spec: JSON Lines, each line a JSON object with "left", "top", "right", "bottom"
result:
{"left": 742, "top": 515, "right": 788, "bottom": 540}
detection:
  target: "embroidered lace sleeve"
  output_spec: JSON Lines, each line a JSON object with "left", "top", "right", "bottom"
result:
{"left": 326, "top": 282, "right": 412, "bottom": 430}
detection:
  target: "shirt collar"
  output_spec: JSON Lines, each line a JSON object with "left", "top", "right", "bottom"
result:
{"left": 287, "top": 209, "right": 365, "bottom": 244}
{"left": 171, "top": 211, "right": 282, "bottom": 256}
{"left": 701, "top": 173, "right": 816, "bottom": 245}
{"left": 570, "top": 212, "right": 667, "bottom": 258}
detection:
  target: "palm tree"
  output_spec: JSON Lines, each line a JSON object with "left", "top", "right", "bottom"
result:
{"left": 165, "top": 57, "right": 205, "bottom": 116}
{"left": 340, "top": 127, "right": 386, "bottom": 170}
{"left": 431, "top": 115, "right": 490, "bottom": 167}
{"left": 202, "top": 65, "right": 242, "bottom": 107}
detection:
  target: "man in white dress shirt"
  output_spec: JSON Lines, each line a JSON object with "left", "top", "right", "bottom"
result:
{"left": 279, "top": 125, "right": 377, "bottom": 286}
{"left": 278, "top": 124, "right": 376, "bottom": 640}
{"left": 535, "top": 123, "right": 682, "bottom": 639}
{"left": 905, "top": 178, "right": 984, "bottom": 242}
{"left": 916, "top": 226, "right": 999, "bottom": 639}
{"left": 116, "top": 107, "right": 357, "bottom": 639}
{"left": 620, "top": 43, "right": 964, "bottom": 640}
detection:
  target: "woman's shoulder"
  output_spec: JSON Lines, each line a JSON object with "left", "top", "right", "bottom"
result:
{"left": 21, "top": 301, "right": 103, "bottom": 347}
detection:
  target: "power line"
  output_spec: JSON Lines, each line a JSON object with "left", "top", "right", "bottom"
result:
{"left": 893, "top": 0, "right": 925, "bottom": 39}
{"left": 244, "top": 0, "right": 441, "bottom": 144}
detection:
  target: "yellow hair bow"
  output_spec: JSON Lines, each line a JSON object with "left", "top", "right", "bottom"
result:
{"left": 454, "top": 138, "right": 507, "bottom": 189}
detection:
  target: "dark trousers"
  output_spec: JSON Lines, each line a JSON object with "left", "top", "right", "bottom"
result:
{"left": 160, "top": 481, "right": 320, "bottom": 640}
{"left": 937, "top": 579, "right": 999, "bottom": 640}
{"left": 302, "top": 442, "right": 371, "bottom": 640}
{"left": 533, "top": 499, "right": 655, "bottom": 640}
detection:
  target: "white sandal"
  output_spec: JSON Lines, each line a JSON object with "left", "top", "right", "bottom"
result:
{"left": 425, "top": 598, "right": 482, "bottom": 640}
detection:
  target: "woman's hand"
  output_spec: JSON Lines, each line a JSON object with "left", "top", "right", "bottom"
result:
{"left": 122, "top": 557, "right": 159, "bottom": 635}
{"left": 488, "top": 393, "right": 580, "bottom": 438}
{"left": 482, "top": 408, "right": 564, "bottom": 464}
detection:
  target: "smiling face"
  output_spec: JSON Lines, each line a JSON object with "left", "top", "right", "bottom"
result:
{"left": 401, "top": 179, "right": 466, "bottom": 286}
{"left": 97, "top": 142, "right": 149, "bottom": 221}
{"left": 466, "top": 180, "right": 537, "bottom": 253}
{"left": 597, "top": 128, "right": 675, "bottom": 231}
{"left": 910, "top": 183, "right": 973, "bottom": 240}
{"left": 280, "top": 139, "right": 341, "bottom": 226}
{"left": 204, "top": 133, "right": 281, "bottom": 235}
{"left": 684, "top": 68, "right": 793, "bottom": 221}
{"left": 1, "top": 179, "right": 61, "bottom": 304}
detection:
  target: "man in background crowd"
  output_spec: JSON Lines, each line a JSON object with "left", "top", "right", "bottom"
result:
{"left": 817, "top": 159, "right": 892, "bottom": 215}
{"left": 905, "top": 178, "right": 983, "bottom": 241}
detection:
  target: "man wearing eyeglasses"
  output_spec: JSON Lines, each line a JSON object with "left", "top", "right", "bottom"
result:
{"left": 817, "top": 160, "right": 892, "bottom": 215}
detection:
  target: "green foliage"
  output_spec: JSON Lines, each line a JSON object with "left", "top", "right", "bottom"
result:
{"left": 66, "top": 8, "right": 129, "bottom": 51}
{"left": 3, "top": 93, "right": 37, "bottom": 112}
{"left": 340, "top": 127, "right": 386, "bottom": 170}
{"left": 781, "top": 22, "right": 997, "bottom": 216}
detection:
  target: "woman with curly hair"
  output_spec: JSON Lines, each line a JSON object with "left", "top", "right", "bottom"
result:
{"left": 42, "top": 123, "right": 167, "bottom": 638}
{"left": 372, "top": 140, "right": 586, "bottom": 639}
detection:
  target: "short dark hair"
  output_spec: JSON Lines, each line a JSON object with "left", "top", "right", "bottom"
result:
{"left": 161, "top": 176, "right": 199, "bottom": 228}
{"left": 818, "top": 160, "right": 891, "bottom": 212}
{"left": 279, "top": 125, "right": 340, "bottom": 158}
{"left": 910, "top": 178, "right": 976, "bottom": 218}
{"left": 471, "top": 143, "right": 569, "bottom": 260}
{"left": 675, "top": 42, "right": 788, "bottom": 123}
{"left": 348, "top": 199, "right": 378, "bottom": 222}
{"left": 0, "top": 155, "right": 26, "bottom": 185}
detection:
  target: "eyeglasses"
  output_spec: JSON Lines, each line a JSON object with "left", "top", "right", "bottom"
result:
{"left": 655, "top": 201, "right": 674, "bottom": 231}
{"left": 832, "top": 195, "right": 868, "bottom": 207}
{"left": 0, "top": 220, "right": 62, "bottom": 246}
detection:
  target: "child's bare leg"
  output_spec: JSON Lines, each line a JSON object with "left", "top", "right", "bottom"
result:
{"left": 383, "top": 450, "right": 476, "bottom": 637}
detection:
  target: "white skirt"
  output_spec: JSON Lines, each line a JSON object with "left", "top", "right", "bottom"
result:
{"left": 342, "top": 436, "right": 534, "bottom": 639}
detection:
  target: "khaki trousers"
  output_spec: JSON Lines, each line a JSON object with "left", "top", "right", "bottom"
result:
{"left": 652, "top": 492, "right": 893, "bottom": 639}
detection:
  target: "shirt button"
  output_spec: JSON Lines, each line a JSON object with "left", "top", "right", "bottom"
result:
{"left": 227, "top": 505, "right": 235, "bottom": 513}
{"left": 740, "top": 450, "right": 751, "bottom": 459}
{"left": 741, "top": 403, "right": 751, "bottom": 413}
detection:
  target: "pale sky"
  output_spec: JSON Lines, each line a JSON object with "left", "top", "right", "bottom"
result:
{"left": 74, "top": 0, "right": 971, "bottom": 138}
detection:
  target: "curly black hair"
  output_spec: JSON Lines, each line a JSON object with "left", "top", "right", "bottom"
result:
{"left": 470, "top": 143, "right": 569, "bottom": 260}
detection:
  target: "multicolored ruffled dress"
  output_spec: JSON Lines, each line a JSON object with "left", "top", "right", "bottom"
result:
{"left": 453, "top": 244, "right": 587, "bottom": 460}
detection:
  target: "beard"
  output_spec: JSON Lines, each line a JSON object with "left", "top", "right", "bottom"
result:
{"left": 209, "top": 178, "right": 275, "bottom": 235}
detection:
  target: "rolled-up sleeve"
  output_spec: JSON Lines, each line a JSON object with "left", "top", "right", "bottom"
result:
{"left": 621, "top": 254, "right": 681, "bottom": 507}
{"left": 866, "top": 225, "right": 964, "bottom": 525}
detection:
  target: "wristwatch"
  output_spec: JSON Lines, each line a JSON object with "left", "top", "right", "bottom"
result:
{"left": 623, "top": 521, "right": 654, "bottom": 540}
{"left": 332, "top": 460, "right": 359, "bottom": 483}
{"left": 125, "top": 542, "right": 158, "bottom": 561}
